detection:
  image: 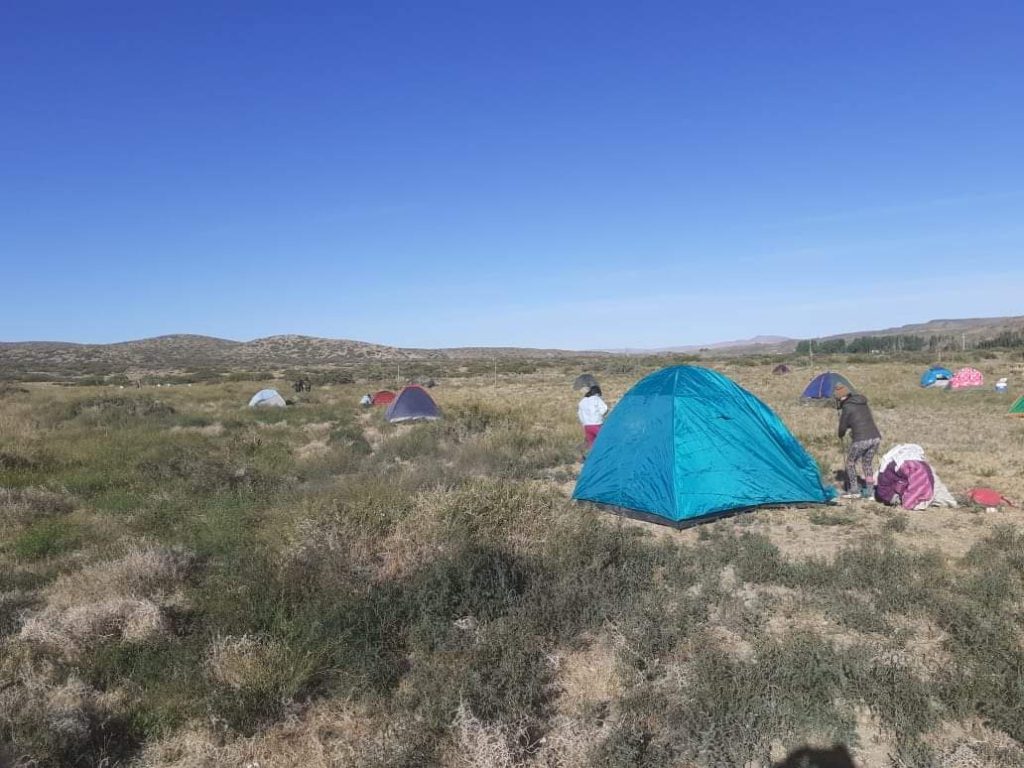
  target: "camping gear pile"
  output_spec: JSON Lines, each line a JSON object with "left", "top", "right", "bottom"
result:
{"left": 949, "top": 367, "right": 984, "bottom": 390}
{"left": 874, "top": 444, "right": 957, "bottom": 510}
{"left": 573, "top": 365, "right": 834, "bottom": 527}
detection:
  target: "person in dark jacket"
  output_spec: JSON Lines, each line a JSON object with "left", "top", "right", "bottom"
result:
{"left": 835, "top": 384, "right": 881, "bottom": 498}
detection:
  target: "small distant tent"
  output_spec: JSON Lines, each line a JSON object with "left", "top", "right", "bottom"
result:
{"left": 248, "top": 389, "right": 286, "bottom": 408}
{"left": 1009, "top": 395, "right": 1024, "bottom": 417}
{"left": 572, "top": 366, "right": 834, "bottom": 527}
{"left": 801, "top": 371, "right": 854, "bottom": 402}
{"left": 920, "top": 367, "right": 953, "bottom": 388}
{"left": 950, "top": 367, "right": 984, "bottom": 390}
{"left": 573, "top": 374, "right": 600, "bottom": 391}
{"left": 385, "top": 385, "right": 441, "bottom": 423}
{"left": 772, "top": 364, "right": 791, "bottom": 375}
{"left": 371, "top": 390, "right": 396, "bottom": 406}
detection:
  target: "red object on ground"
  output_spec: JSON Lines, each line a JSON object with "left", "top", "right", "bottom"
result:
{"left": 584, "top": 424, "right": 602, "bottom": 448}
{"left": 371, "top": 390, "right": 396, "bottom": 406}
{"left": 967, "top": 487, "right": 1015, "bottom": 507}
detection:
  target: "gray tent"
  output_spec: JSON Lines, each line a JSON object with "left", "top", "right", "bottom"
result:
{"left": 248, "top": 389, "right": 286, "bottom": 408}
{"left": 385, "top": 385, "right": 441, "bottom": 423}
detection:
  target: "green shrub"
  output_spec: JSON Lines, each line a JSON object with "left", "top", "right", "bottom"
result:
{"left": 13, "top": 519, "right": 83, "bottom": 560}
{"left": 884, "top": 513, "right": 909, "bottom": 532}
{"left": 203, "top": 634, "right": 325, "bottom": 733}
{"left": 597, "top": 633, "right": 858, "bottom": 766}
{"left": 1, "top": 487, "right": 76, "bottom": 526}
{"left": 809, "top": 510, "right": 858, "bottom": 526}
{"left": 0, "top": 451, "right": 43, "bottom": 470}
{"left": 327, "top": 422, "right": 372, "bottom": 454}
{"left": 66, "top": 395, "right": 176, "bottom": 426}
{"left": 134, "top": 442, "right": 291, "bottom": 498}
{"left": 0, "top": 589, "right": 41, "bottom": 636}
{"left": 378, "top": 424, "right": 442, "bottom": 461}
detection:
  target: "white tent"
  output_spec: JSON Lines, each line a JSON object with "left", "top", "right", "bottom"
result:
{"left": 248, "top": 389, "right": 286, "bottom": 408}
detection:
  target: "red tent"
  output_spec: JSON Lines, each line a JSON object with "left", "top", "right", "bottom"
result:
{"left": 371, "top": 390, "right": 396, "bottom": 406}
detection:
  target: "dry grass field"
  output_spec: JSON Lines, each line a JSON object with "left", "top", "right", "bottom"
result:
{"left": 2, "top": 358, "right": 1024, "bottom": 767}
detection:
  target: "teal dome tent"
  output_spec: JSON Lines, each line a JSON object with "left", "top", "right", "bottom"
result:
{"left": 573, "top": 366, "right": 835, "bottom": 527}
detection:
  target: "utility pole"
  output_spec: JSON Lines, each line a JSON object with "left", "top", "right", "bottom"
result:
{"left": 962, "top": 333, "right": 966, "bottom": 352}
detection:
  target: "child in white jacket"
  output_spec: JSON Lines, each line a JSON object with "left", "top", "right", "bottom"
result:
{"left": 578, "top": 385, "right": 609, "bottom": 453}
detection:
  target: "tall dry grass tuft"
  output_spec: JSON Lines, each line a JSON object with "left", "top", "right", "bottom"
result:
{"left": 0, "top": 648, "right": 130, "bottom": 766}
{"left": 203, "top": 633, "right": 312, "bottom": 701}
{"left": 0, "top": 487, "right": 75, "bottom": 526}
{"left": 444, "top": 700, "right": 523, "bottom": 768}
{"left": 0, "top": 399, "right": 40, "bottom": 443}
{"left": 17, "top": 544, "right": 194, "bottom": 659}
{"left": 137, "top": 700, "right": 410, "bottom": 768}
{"left": 530, "top": 715, "right": 615, "bottom": 768}
{"left": 19, "top": 597, "right": 168, "bottom": 658}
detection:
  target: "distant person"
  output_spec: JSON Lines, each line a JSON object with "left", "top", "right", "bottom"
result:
{"left": 834, "top": 384, "right": 881, "bottom": 498}
{"left": 578, "top": 384, "right": 609, "bottom": 458}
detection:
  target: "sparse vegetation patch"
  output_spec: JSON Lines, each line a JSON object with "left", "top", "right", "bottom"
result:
{"left": 1, "top": 361, "right": 1023, "bottom": 766}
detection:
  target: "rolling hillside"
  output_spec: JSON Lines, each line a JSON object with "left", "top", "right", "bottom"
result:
{"left": 683, "top": 316, "right": 1024, "bottom": 356}
{"left": 0, "top": 334, "right": 601, "bottom": 379}
{"left": 2, "top": 315, "right": 1022, "bottom": 379}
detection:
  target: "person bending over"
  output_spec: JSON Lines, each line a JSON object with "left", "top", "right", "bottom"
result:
{"left": 835, "top": 384, "right": 881, "bottom": 498}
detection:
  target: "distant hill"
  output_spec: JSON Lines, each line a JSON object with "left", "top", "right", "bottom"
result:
{"left": 606, "top": 337, "right": 793, "bottom": 355}
{"left": 2, "top": 315, "right": 1022, "bottom": 379}
{"left": 650, "top": 335, "right": 794, "bottom": 354}
{"left": 659, "top": 316, "right": 1024, "bottom": 356}
{"left": 0, "top": 334, "right": 601, "bottom": 379}
{"left": 820, "top": 316, "right": 1024, "bottom": 343}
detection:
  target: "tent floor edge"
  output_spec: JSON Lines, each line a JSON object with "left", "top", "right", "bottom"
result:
{"left": 576, "top": 499, "right": 835, "bottom": 530}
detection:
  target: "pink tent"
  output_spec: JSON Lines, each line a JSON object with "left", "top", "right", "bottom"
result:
{"left": 950, "top": 367, "right": 984, "bottom": 390}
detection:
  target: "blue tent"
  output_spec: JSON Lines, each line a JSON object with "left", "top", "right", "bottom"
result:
{"left": 385, "top": 385, "right": 441, "bottom": 423}
{"left": 920, "top": 366, "right": 953, "bottom": 388}
{"left": 801, "top": 371, "right": 854, "bottom": 401}
{"left": 572, "top": 366, "right": 835, "bottom": 527}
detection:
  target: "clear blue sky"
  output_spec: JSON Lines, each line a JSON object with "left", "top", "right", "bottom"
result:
{"left": 3, "top": 1, "right": 1022, "bottom": 349}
